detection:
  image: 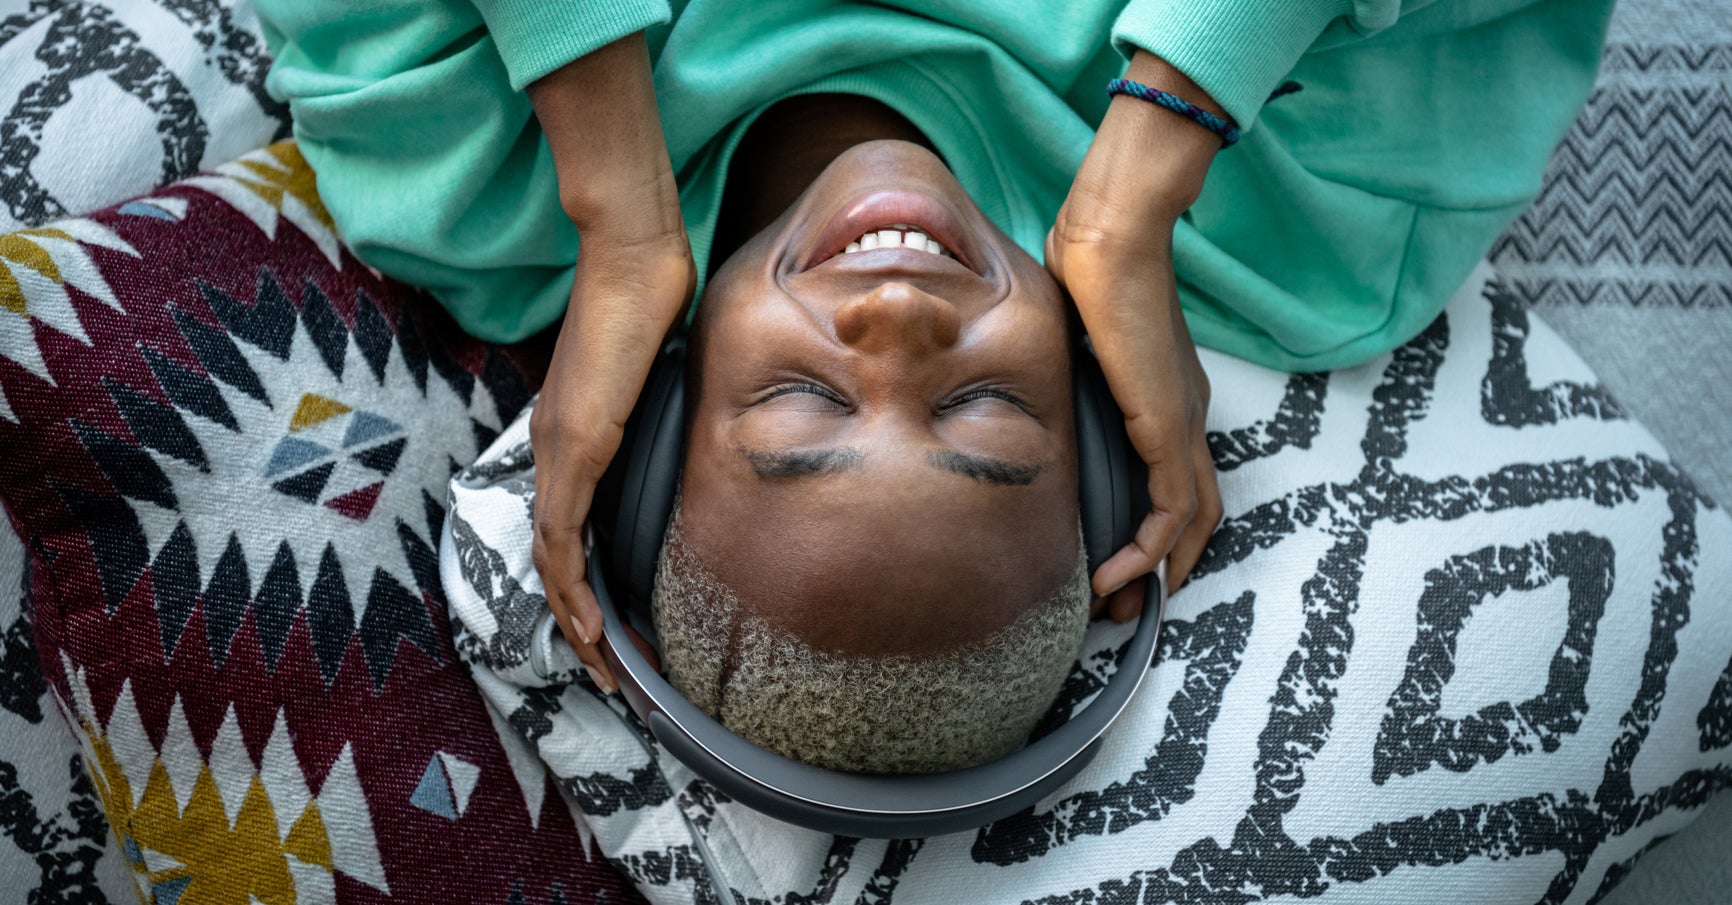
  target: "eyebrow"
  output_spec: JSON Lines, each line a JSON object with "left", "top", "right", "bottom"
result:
{"left": 738, "top": 446, "right": 1043, "bottom": 486}
{"left": 927, "top": 450, "right": 1045, "bottom": 486}
{"left": 739, "top": 447, "right": 864, "bottom": 478}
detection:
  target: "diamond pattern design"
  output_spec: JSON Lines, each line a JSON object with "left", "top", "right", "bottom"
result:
{"left": 0, "top": 140, "right": 636, "bottom": 903}
{"left": 0, "top": 138, "right": 644, "bottom": 899}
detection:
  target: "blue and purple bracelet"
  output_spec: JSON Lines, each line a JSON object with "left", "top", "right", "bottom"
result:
{"left": 1105, "top": 77, "right": 1240, "bottom": 147}
{"left": 1105, "top": 78, "right": 1304, "bottom": 149}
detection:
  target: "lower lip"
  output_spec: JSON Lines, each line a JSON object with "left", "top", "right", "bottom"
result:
{"left": 803, "top": 190, "right": 976, "bottom": 274}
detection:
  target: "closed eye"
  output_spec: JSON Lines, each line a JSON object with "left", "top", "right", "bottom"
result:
{"left": 758, "top": 382, "right": 849, "bottom": 408}
{"left": 941, "top": 387, "right": 1031, "bottom": 414}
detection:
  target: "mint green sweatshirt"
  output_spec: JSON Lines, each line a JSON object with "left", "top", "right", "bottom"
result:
{"left": 257, "top": 0, "right": 1612, "bottom": 371}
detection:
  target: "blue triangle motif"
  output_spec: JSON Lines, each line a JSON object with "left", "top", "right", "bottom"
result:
{"left": 153, "top": 876, "right": 192, "bottom": 905}
{"left": 342, "top": 411, "right": 400, "bottom": 449}
{"left": 119, "top": 201, "right": 177, "bottom": 220}
{"left": 409, "top": 755, "right": 456, "bottom": 819}
{"left": 265, "top": 437, "right": 330, "bottom": 476}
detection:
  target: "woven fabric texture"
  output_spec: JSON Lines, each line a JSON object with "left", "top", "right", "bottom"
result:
{"left": 0, "top": 0, "right": 289, "bottom": 233}
{"left": 446, "top": 261, "right": 1732, "bottom": 905}
{"left": 0, "top": 142, "right": 643, "bottom": 904}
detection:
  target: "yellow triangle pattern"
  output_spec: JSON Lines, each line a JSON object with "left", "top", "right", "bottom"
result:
{"left": 0, "top": 232, "right": 63, "bottom": 316}
{"left": 0, "top": 233, "right": 61, "bottom": 282}
{"left": 181, "top": 141, "right": 343, "bottom": 269}
{"left": 0, "top": 219, "right": 126, "bottom": 380}
{"left": 289, "top": 394, "right": 351, "bottom": 432}
{"left": 284, "top": 801, "right": 333, "bottom": 869}
{"left": 232, "top": 144, "right": 335, "bottom": 230}
{"left": 0, "top": 269, "right": 24, "bottom": 316}
{"left": 80, "top": 718, "right": 342, "bottom": 905}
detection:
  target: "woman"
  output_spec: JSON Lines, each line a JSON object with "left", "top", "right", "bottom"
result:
{"left": 256, "top": 0, "right": 1614, "bottom": 695}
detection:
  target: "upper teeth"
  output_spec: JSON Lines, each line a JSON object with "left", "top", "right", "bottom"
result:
{"left": 844, "top": 223, "right": 952, "bottom": 257}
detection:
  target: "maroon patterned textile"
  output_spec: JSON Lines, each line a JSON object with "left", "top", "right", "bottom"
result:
{"left": 0, "top": 143, "right": 643, "bottom": 904}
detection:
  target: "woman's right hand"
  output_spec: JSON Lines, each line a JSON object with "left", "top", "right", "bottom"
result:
{"left": 1046, "top": 51, "right": 1226, "bottom": 620}
{"left": 526, "top": 33, "right": 695, "bottom": 693}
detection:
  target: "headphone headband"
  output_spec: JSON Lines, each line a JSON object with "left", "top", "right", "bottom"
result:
{"left": 594, "top": 547, "right": 1165, "bottom": 837}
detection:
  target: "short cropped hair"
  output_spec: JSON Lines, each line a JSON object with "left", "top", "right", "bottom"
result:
{"left": 650, "top": 506, "right": 1091, "bottom": 774}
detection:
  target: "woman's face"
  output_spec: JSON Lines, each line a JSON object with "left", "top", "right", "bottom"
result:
{"left": 677, "top": 140, "right": 1081, "bottom": 658}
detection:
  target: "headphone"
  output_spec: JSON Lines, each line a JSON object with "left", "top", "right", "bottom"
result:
{"left": 588, "top": 338, "right": 1166, "bottom": 838}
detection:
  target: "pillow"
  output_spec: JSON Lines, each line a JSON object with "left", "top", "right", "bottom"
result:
{"left": 2, "top": 3, "right": 291, "bottom": 897}
{"left": 444, "top": 262, "right": 1732, "bottom": 904}
{"left": 0, "top": 0, "right": 289, "bottom": 233}
{"left": 0, "top": 142, "right": 643, "bottom": 904}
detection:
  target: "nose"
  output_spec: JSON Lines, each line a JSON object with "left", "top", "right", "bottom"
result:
{"left": 833, "top": 282, "right": 962, "bottom": 355}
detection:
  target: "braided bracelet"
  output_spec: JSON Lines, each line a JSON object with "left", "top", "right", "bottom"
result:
{"left": 1105, "top": 78, "right": 1240, "bottom": 148}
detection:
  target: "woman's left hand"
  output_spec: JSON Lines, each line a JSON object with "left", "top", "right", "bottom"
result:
{"left": 1047, "top": 51, "right": 1227, "bottom": 620}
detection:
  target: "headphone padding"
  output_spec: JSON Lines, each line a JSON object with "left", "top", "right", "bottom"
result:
{"left": 610, "top": 345, "right": 688, "bottom": 614}
{"left": 1072, "top": 351, "right": 1145, "bottom": 575}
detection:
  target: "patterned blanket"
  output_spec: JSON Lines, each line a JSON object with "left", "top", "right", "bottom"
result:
{"left": 3, "top": 0, "right": 1729, "bottom": 902}
{"left": 444, "top": 263, "right": 1732, "bottom": 905}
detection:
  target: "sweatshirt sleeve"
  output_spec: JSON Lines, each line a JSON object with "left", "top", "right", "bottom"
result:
{"left": 1110, "top": 0, "right": 1390, "bottom": 130}
{"left": 1141, "top": 0, "right": 1614, "bottom": 372}
{"left": 470, "top": 0, "right": 671, "bottom": 91}
{"left": 253, "top": 0, "right": 667, "bottom": 343}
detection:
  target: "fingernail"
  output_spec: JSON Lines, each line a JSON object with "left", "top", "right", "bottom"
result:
{"left": 584, "top": 663, "right": 615, "bottom": 695}
{"left": 570, "top": 614, "right": 592, "bottom": 647}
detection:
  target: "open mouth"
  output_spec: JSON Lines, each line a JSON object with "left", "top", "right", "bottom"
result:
{"left": 802, "top": 189, "right": 981, "bottom": 275}
{"left": 840, "top": 223, "right": 955, "bottom": 258}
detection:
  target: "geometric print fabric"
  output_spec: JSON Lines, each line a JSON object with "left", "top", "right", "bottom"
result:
{"left": 0, "top": 0, "right": 290, "bottom": 234}
{"left": 2, "top": 5, "right": 1728, "bottom": 903}
{"left": 0, "top": 523, "right": 136, "bottom": 902}
{"left": 0, "top": 143, "right": 642, "bottom": 903}
{"left": 1489, "top": 42, "right": 1732, "bottom": 311}
{"left": 443, "top": 264, "right": 1732, "bottom": 905}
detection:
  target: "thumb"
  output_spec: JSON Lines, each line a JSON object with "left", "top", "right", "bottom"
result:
{"left": 1044, "top": 226, "right": 1065, "bottom": 287}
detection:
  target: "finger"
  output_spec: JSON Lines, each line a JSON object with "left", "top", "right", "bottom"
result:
{"left": 544, "top": 575, "right": 584, "bottom": 652}
{"left": 534, "top": 530, "right": 595, "bottom": 648}
{"left": 565, "top": 579, "right": 618, "bottom": 693}
{"left": 1107, "top": 577, "right": 1147, "bottom": 623}
{"left": 538, "top": 560, "right": 612, "bottom": 689}
{"left": 531, "top": 481, "right": 615, "bottom": 693}
{"left": 1165, "top": 437, "right": 1223, "bottom": 591}
{"left": 1090, "top": 593, "right": 1108, "bottom": 620}
{"left": 532, "top": 479, "right": 604, "bottom": 648}
{"left": 1093, "top": 463, "right": 1197, "bottom": 596}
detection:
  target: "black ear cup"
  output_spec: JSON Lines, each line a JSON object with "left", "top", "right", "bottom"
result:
{"left": 1071, "top": 349, "right": 1150, "bottom": 577}
{"left": 600, "top": 342, "right": 688, "bottom": 614}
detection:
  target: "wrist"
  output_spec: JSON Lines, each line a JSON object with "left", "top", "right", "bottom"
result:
{"left": 1122, "top": 51, "right": 1227, "bottom": 120}
{"left": 530, "top": 32, "right": 683, "bottom": 239}
{"left": 1091, "top": 51, "right": 1224, "bottom": 218}
{"left": 565, "top": 176, "right": 687, "bottom": 254}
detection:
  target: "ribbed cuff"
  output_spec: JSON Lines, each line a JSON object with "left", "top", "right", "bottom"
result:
{"left": 473, "top": 0, "right": 672, "bottom": 92}
{"left": 1111, "top": 0, "right": 1350, "bottom": 130}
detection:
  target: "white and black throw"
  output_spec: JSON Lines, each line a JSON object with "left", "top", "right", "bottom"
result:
{"left": 442, "top": 263, "right": 1732, "bottom": 905}
{"left": 0, "top": 0, "right": 288, "bottom": 233}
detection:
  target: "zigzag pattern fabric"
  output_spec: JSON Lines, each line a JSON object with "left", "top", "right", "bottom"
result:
{"left": 1489, "top": 43, "right": 1732, "bottom": 307}
{"left": 0, "top": 143, "right": 642, "bottom": 904}
{"left": 445, "top": 263, "right": 1732, "bottom": 905}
